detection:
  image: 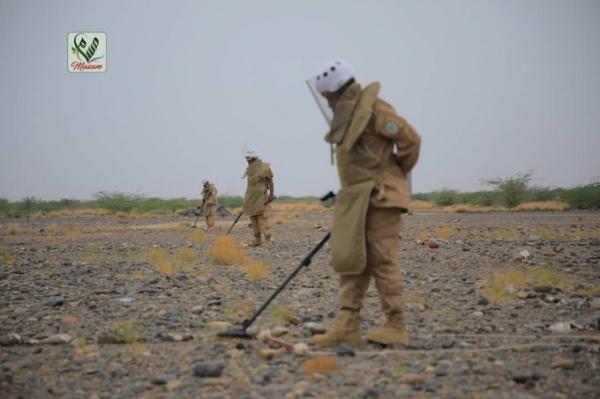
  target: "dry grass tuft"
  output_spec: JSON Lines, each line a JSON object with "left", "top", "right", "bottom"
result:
{"left": 189, "top": 230, "right": 207, "bottom": 243}
{"left": 46, "top": 208, "right": 112, "bottom": 217}
{"left": 46, "top": 223, "right": 59, "bottom": 235}
{"left": 479, "top": 229, "right": 518, "bottom": 240}
{"left": 245, "top": 261, "right": 268, "bottom": 280}
{"left": 0, "top": 248, "right": 18, "bottom": 265}
{"left": 109, "top": 320, "right": 142, "bottom": 344}
{"left": 7, "top": 224, "right": 21, "bottom": 235}
{"left": 174, "top": 248, "right": 197, "bottom": 267}
{"left": 300, "top": 356, "right": 337, "bottom": 375}
{"left": 515, "top": 201, "right": 570, "bottom": 211}
{"left": 410, "top": 200, "right": 435, "bottom": 211}
{"left": 443, "top": 205, "right": 505, "bottom": 214}
{"left": 272, "top": 202, "right": 326, "bottom": 214}
{"left": 482, "top": 266, "right": 572, "bottom": 303}
{"left": 270, "top": 306, "right": 296, "bottom": 325}
{"left": 208, "top": 235, "right": 247, "bottom": 265}
{"left": 65, "top": 223, "right": 82, "bottom": 240}
{"left": 115, "top": 211, "right": 135, "bottom": 219}
{"left": 435, "top": 225, "right": 458, "bottom": 239}
{"left": 578, "top": 286, "right": 600, "bottom": 298}
{"left": 189, "top": 230, "right": 208, "bottom": 244}
{"left": 147, "top": 248, "right": 175, "bottom": 274}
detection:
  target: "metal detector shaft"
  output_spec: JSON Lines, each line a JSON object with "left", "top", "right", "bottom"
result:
{"left": 241, "top": 232, "right": 331, "bottom": 329}
{"left": 226, "top": 211, "right": 243, "bottom": 235}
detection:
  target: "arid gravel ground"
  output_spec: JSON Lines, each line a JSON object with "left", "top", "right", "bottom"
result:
{"left": 1, "top": 209, "right": 599, "bottom": 398}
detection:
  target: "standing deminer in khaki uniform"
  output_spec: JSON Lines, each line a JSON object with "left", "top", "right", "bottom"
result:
{"left": 242, "top": 148, "right": 275, "bottom": 247}
{"left": 201, "top": 180, "right": 218, "bottom": 230}
{"left": 311, "top": 60, "right": 421, "bottom": 347}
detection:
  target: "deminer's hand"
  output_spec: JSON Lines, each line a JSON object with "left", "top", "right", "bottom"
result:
{"left": 265, "top": 195, "right": 275, "bottom": 205}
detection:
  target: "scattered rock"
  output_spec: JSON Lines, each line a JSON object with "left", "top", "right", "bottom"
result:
{"left": 0, "top": 333, "right": 23, "bottom": 346}
{"left": 472, "top": 311, "right": 484, "bottom": 317}
{"left": 549, "top": 322, "right": 571, "bottom": 333}
{"left": 303, "top": 322, "right": 326, "bottom": 335}
{"left": 191, "top": 305, "right": 204, "bottom": 314}
{"left": 551, "top": 357, "right": 575, "bottom": 370}
{"left": 271, "top": 327, "right": 289, "bottom": 337}
{"left": 401, "top": 373, "right": 426, "bottom": 385}
{"left": 45, "top": 296, "right": 66, "bottom": 307}
{"left": 335, "top": 344, "right": 355, "bottom": 357}
{"left": 107, "top": 362, "right": 128, "bottom": 378}
{"left": 292, "top": 343, "right": 309, "bottom": 356}
{"left": 590, "top": 298, "right": 600, "bottom": 310}
{"left": 42, "top": 334, "right": 72, "bottom": 345}
{"left": 114, "top": 295, "right": 136, "bottom": 303}
{"left": 259, "top": 348, "right": 281, "bottom": 360}
{"left": 193, "top": 362, "right": 224, "bottom": 378}
{"left": 477, "top": 297, "right": 490, "bottom": 306}
{"left": 517, "top": 250, "right": 531, "bottom": 260}
{"left": 152, "top": 373, "right": 176, "bottom": 385}
{"left": 156, "top": 332, "right": 193, "bottom": 342}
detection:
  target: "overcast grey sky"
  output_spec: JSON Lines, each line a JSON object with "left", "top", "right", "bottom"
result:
{"left": 1, "top": 0, "right": 599, "bottom": 201}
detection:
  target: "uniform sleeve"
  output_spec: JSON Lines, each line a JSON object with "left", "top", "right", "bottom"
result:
{"left": 374, "top": 102, "right": 421, "bottom": 174}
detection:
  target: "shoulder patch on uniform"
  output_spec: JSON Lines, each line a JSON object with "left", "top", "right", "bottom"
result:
{"left": 384, "top": 121, "right": 399, "bottom": 136}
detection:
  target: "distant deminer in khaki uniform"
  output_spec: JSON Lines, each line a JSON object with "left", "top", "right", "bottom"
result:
{"left": 242, "top": 148, "right": 275, "bottom": 247}
{"left": 201, "top": 180, "right": 218, "bottom": 231}
{"left": 311, "top": 60, "right": 421, "bottom": 347}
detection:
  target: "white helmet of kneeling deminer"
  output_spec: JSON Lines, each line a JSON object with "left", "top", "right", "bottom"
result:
{"left": 315, "top": 59, "right": 355, "bottom": 94}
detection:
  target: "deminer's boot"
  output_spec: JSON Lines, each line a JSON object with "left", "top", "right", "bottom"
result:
{"left": 263, "top": 235, "right": 273, "bottom": 248}
{"left": 313, "top": 309, "right": 361, "bottom": 348}
{"left": 366, "top": 313, "right": 408, "bottom": 345}
{"left": 250, "top": 235, "right": 262, "bottom": 247}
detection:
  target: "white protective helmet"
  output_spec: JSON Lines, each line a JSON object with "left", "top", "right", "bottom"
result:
{"left": 242, "top": 144, "right": 258, "bottom": 159}
{"left": 315, "top": 59, "right": 355, "bottom": 94}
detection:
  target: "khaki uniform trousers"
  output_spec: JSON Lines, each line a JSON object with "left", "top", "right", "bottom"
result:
{"left": 249, "top": 205, "right": 272, "bottom": 240}
{"left": 204, "top": 205, "right": 216, "bottom": 229}
{"left": 339, "top": 207, "right": 404, "bottom": 316}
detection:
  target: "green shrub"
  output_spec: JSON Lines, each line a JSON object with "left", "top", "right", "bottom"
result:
{"left": 482, "top": 172, "right": 532, "bottom": 208}
{"left": 433, "top": 189, "right": 460, "bottom": 206}
{"left": 561, "top": 183, "right": 600, "bottom": 209}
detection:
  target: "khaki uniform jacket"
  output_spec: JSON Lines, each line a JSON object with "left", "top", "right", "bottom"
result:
{"left": 202, "top": 183, "right": 218, "bottom": 214}
{"left": 243, "top": 160, "right": 273, "bottom": 217}
{"left": 326, "top": 82, "right": 421, "bottom": 275}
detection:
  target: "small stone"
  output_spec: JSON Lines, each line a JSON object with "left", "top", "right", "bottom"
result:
{"left": 156, "top": 332, "right": 191, "bottom": 342}
{"left": 335, "top": 344, "right": 355, "bottom": 357}
{"left": 512, "top": 371, "right": 534, "bottom": 384}
{"left": 528, "top": 235, "right": 541, "bottom": 242}
{"left": 551, "top": 356, "right": 575, "bottom": 370}
{"left": 303, "top": 322, "right": 326, "bottom": 335}
{"left": 152, "top": 373, "right": 176, "bottom": 385}
{"left": 259, "top": 349, "right": 281, "bottom": 360}
{"left": 292, "top": 343, "right": 309, "bottom": 356}
{"left": 175, "top": 272, "right": 188, "bottom": 281}
{"left": 271, "top": 327, "right": 289, "bottom": 337}
{"left": 45, "top": 296, "right": 66, "bottom": 307}
{"left": 517, "top": 290, "right": 536, "bottom": 300}
{"left": 472, "top": 311, "right": 484, "bottom": 317}
{"left": 401, "top": 373, "right": 426, "bottom": 385}
{"left": 42, "top": 334, "right": 72, "bottom": 345}
{"left": 0, "top": 333, "right": 23, "bottom": 346}
{"left": 191, "top": 305, "right": 204, "bottom": 314}
{"left": 477, "top": 297, "right": 490, "bottom": 306}
{"left": 590, "top": 298, "right": 600, "bottom": 310}
{"left": 193, "top": 362, "right": 224, "bottom": 378}
{"left": 549, "top": 322, "right": 571, "bottom": 333}
{"left": 107, "top": 362, "right": 128, "bottom": 378}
